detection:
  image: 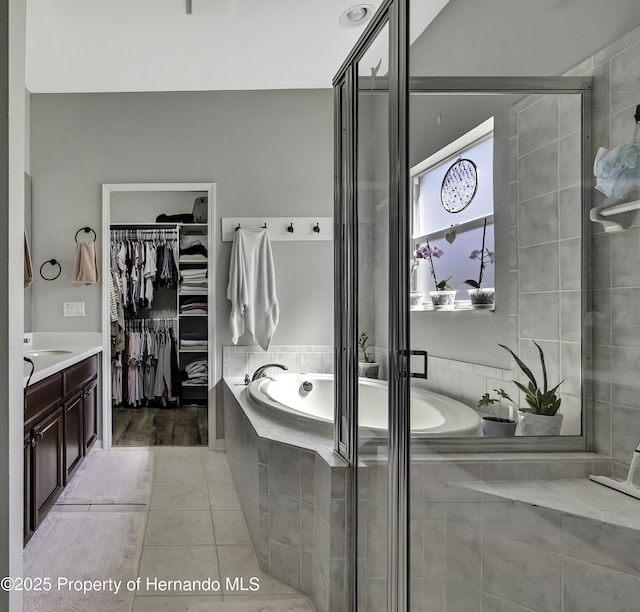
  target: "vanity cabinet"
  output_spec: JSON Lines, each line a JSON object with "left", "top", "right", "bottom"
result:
{"left": 24, "top": 354, "right": 100, "bottom": 545}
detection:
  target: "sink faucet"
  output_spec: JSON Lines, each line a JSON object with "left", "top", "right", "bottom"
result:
{"left": 251, "top": 363, "right": 288, "bottom": 382}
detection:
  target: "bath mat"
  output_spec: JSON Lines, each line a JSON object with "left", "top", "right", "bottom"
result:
{"left": 24, "top": 511, "right": 145, "bottom": 612}
{"left": 56, "top": 449, "right": 154, "bottom": 505}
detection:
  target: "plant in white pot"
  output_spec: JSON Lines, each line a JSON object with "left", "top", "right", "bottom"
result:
{"left": 415, "top": 241, "right": 456, "bottom": 310}
{"left": 358, "top": 331, "right": 380, "bottom": 379}
{"left": 464, "top": 218, "right": 495, "bottom": 309}
{"left": 498, "top": 340, "right": 564, "bottom": 436}
{"left": 477, "top": 388, "right": 517, "bottom": 436}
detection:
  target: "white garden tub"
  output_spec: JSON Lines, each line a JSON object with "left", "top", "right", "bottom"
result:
{"left": 247, "top": 373, "right": 482, "bottom": 436}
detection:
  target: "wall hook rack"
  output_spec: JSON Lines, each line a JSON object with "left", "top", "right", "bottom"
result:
{"left": 75, "top": 226, "right": 97, "bottom": 242}
{"left": 221, "top": 217, "right": 332, "bottom": 242}
{"left": 39, "top": 259, "right": 62, "bottom": 281}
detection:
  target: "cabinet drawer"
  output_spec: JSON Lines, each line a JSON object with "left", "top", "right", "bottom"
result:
{"left": 63, "top": 356, "right": 97, "bottom": 397}
{"left": 25, "top": 373, "right": 62, "bottom": 426}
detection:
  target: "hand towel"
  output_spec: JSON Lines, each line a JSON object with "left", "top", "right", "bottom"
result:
{"left": 227, "top": 228, "right": 279, "bottom": 351}
{"left": 24, "top": 232, "right": 33, "bottom": 288}
{"left": 71, "top": 241, "right": 100, "bottom": 285}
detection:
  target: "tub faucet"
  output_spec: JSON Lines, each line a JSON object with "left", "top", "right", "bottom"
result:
{"left": 251, "top": 363, "right": 288, "bottom": 382}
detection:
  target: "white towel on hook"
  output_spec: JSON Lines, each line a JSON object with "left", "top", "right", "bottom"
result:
{"left": 227, "top": 228, "right": 279, "bottom": 351}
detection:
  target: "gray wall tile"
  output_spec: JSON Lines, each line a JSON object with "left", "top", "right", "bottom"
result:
{"left": 269, "top": 490, "right": 300, "bottom": 549}
{"left": 564, "top": 557, "right": 640, "bottom": 612}
{"left": 610, "top": 39, "right": 640, "bottom": 114}
{"left": 301, "top": 501, "right": 314, "bottom": 556}
{"left": 558, "top": 185, "right": 581, "bottom": 240}
{"left": 519, "top": 292, "right": 559, "bottom": 341}
{"left": 446, "top": 523, "right": 481, "bottom": 587}
{"left": 518, "top": 141, "right": 558, "bottom": 203}
{"left": 558, "top": 132, "right": 581, "bottom": 190}
{"left": 445, "top": 579, "right": 481, "bottom": 612}
{"left": 612, "top": 288, "right": 640, "bottom": 347}
{"left": 518, "top": 193, "right": 559, "bottom": 248}
{"left": 610, "top": 226, "right": 640, "bottom": 288}
{"left": 269, "top": 539, "right": 300, "bottom": 590}
{"left": 520, "top": 243, "right": 559, "bottom": 292}
{"left": 482, "top": 501, "right": 563, "bottom": 553}
{"left": 611, "top": 403, "right": 640, "bottom": 464}
{"left": 269, "top": 442, "right": 301, "bottom": 499}
{"left": 611, "top": 347, "right": 640, "bottom": 409}
{"left": 559, "top": 238, "right": 580, "bottom": 291}
{"left": 517, "top": 95, "right": 559, "bottom": 157}
{"left": 483, "top": 532, "right": 562, "bottom": 612}
{"left": 314, "top": 514, "right": 330, "bottom": 582}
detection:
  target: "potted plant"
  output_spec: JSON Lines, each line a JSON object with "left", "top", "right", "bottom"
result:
{"left": 358, "top": 331, "right": 380, "bottom": 379}
{"left": 498, "top": 340, "right": 564, "bottom": 436}
{"left": 464, "top": 218, "right": 495, "bottom": 309}
{"left": 477, "top": 389, "right": 517, "bottom": 436}
{"left": 415, "top": 240, "right": 456, "bottom": 310}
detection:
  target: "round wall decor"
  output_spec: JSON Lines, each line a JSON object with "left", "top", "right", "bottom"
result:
{"left": 441, "top": 158, "right": 478, "bottom": 213}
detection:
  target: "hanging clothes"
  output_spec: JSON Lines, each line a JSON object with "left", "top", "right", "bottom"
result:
{"left": 112, "top": 321, "right": 180, "bottom": 407}
{"left": 109, "top": 229, "right": 178, "bottom": 315}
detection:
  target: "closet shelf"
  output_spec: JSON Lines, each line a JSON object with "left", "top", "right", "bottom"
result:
{"left": 179, "top": 313, "right": 208, "bottom": 317}
{"left": 179, "top": 348, "right": 208, "bottom": 353}
{"left": 178, "top": 259, "right": 208, "bottom": 264}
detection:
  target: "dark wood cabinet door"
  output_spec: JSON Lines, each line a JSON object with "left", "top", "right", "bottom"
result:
{"left": 23, "top": 431, "right": 33, "bottom": 545}
{"left": 64, "top": 392, "right": 84, "bottom": 483}
{"left": 32, "top": 406, "right": 64, "bottom": 528}
{"left": 83, "top": 377, "right": 98, "bottom": 454}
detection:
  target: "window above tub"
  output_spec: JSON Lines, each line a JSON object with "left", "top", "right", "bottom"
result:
{"left": 410, "top": 118, "right": 495, "bottom": 312}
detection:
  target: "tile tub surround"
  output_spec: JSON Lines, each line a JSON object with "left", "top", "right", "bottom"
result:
{"left": 224, "top": 380, "right": 348, "bottom": 612}
{"left": 223, "top": 345, "right": 335, "bottom": 380}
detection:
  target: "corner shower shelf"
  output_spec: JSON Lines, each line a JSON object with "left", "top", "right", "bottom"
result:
{"left": 590, "top": 198, "right": 640, "bottom": 233}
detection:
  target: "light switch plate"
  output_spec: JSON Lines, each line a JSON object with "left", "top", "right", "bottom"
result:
{"left": 63, "top": 302, "right": 85, "bottom": 317}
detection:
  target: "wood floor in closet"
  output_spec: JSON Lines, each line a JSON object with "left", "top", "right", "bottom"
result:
{"left": 112, "top": 406, "right": 208, "bottom": 446}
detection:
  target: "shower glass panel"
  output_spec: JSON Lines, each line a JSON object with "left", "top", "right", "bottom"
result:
{"left": 356, "top": 21, "right": 391, "bottom": 612}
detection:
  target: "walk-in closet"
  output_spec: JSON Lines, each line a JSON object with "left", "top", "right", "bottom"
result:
{"left": 102, "top": 183, "right": 215, "bottom": 447}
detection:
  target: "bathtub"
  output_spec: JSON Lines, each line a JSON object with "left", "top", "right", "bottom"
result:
{"left": 247, "top": 373, "right": 482, "bottom": 436}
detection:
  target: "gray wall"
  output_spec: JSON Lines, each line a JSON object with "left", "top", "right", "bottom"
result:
{"left": 29, "top": 89, "right": 334, "bottom": 365}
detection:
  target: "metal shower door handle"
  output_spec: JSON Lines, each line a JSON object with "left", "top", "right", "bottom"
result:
{"left": 400, "top": 350, "right": 428, "bottom": 379}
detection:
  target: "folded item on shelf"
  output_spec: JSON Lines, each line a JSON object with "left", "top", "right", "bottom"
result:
{"left": 180, "top": 339, "right": 209, "bottom": 347}
{"left": 180, "top": 235, "right": 204, "bottom": 249}
{"left": 180, "top": 301, "right": 207, "bottom": 309}
{"left": 156, "top": 213, "right": 195, "bottom": 223}
{"left": 180, "top": 244, "right": 208, "bottom": 258}
{"left": 180, "top": 269, "right": 207, "bottom": 279}
{"left": 181, "top": 296, "right": 208, "bottom": 305}
{"left": 180, "top": 287, "right": 209, "bottom": 295}
{"left": 180, "top": 331, "right": 207, "bottom": 340}
{"left": 179, "top": 254, "right": 208, "bottom": 262}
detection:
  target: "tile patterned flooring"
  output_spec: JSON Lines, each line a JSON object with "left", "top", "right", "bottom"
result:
{"left": 52, "top": 446, "right": 316, "bottom": 611}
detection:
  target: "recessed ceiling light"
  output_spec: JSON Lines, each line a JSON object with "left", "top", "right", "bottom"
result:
{"left": 339, "top": 4, "right": 375, "bottom": 28}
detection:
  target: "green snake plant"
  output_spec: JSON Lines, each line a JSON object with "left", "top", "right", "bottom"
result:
{"left": 498, "top": 340, "right": 563, "bottom": 416}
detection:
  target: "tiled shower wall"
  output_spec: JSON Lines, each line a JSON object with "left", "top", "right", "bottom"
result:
{"left": 505, "top": 86, "right": 584, "bottom": 436}
{"left": 576, "top": 24, "right": 640, "bottom": 472}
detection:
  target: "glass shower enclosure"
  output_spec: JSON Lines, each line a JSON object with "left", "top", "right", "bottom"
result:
{"left": 331, "top": 1, "right": 630, "bottom": 611}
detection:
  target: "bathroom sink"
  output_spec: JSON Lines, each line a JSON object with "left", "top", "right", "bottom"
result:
{"left": 24, "top": 350, "right": 72, "bottom": 357}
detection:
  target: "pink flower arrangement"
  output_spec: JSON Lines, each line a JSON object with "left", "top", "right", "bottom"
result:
{"left": 413, "top": 240, "right": 451, "bottom": 291}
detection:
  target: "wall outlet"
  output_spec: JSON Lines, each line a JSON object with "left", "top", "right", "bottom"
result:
{"left": 63, "top": 302, "right": 85, "bottom": 317}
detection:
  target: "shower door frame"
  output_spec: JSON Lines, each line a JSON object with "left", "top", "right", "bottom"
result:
{"left": 334, "top": 1, "right": 593, "bottom": 609}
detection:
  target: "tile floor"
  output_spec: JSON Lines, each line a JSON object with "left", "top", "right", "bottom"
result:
{"left": 52, "top": 446, "right": 316, "bottom": 611}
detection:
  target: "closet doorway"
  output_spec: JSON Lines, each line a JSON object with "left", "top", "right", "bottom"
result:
{"left": 101, "top": 183, "right": 216, "bottom": 449}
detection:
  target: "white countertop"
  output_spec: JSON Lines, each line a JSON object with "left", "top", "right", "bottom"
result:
{"left": 23, "top": 333, "right": 102, "bottom": 388}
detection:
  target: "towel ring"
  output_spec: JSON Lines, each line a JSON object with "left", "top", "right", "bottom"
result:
{"left": 39, "top": 259, "right": 61, "bottom": 281}
{"left": 75, "top": 226, "right": 97, "bottom": 242}
{"left": 313, "top": 223, "right": 320, "bottom": 233}
{"left": 287, "top": 223, "right": 294, "bottom": 233}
